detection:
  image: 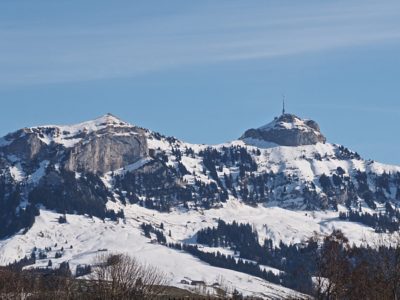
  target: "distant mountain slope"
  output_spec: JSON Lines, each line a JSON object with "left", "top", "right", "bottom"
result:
{"left": 1, "top": 112, "right": 400, "bottom": 237}
{"left": 1, "top": 112, "right": 400, "bottom": 298}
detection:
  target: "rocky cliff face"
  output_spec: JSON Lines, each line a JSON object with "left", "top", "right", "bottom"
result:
{"left": 0, "top": 114, "right": 149, "bottom": 175}
{"left": 2, "top": 129, "right": 49, "bottom": 162}
{"left": 64, "top": 126, "right": 148, "bottom": 174}
{"left": 240, "top": 114, "right": 326, "bottom": 146}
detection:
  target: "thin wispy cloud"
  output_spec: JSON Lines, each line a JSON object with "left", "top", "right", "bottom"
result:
{"left": 302, "top": 102, "right": 400, "bottom": 115}
{"left": 1, "top": 0, "right": 399, "bottom": 86}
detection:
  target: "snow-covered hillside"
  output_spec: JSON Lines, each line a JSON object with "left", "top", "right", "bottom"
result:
{"left": 0, "top": 197, "right": 392, "bottom": 298}
{"left": 1, "top": 113, "right": 400, "bottom": 298}
{"left": 0, "top": 204, "right": 314, "bottom": 299}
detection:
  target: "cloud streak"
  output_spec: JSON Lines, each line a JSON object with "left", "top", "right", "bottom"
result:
{"left": 1, "top": 0, "right": 400, "bottom": 86}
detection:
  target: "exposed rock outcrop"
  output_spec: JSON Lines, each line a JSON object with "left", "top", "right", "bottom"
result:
{"left": 241, "top": 114, "right": 326, "bottom": 146}
{"left": 1, "top": 129, "right": 49, "bottom": 161}
{"left": 64, "top": 126, "right": 148, "bottom": 174}
{"left": 1, "top": 114, "right": 149, "bottom": 175}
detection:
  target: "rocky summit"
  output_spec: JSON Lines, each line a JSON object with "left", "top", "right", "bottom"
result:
{"left": 62, "top": 114, "right": 148, "bottom": 174}
{"left": 240, "top": 113, "right": 327, "bottom": 146}
{"left": 1, "top": 113, "right": 148, "bottom": 175}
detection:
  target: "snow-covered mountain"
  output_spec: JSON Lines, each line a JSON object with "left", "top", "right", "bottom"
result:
{"left": 1, "top": 113, "right": 400, "bottom": 298}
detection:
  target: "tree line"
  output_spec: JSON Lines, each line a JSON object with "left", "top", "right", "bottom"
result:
{"left": 192, "top": 220, "right": 400, "bottom": 298}
{"left": 0, "top": 253, "right": 169, "bottom": 300}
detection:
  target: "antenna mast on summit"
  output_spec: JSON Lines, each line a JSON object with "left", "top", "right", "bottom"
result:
{"left": 282, "top": 94, "right": 286, "bottom": 115}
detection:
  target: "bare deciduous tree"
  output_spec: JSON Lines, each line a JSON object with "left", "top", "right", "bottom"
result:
{"left": 315, "top": 230, "right": 400, "bottom": 300}
{"left": 91, "top": 253, "right": 170, "bottom": 300}
{"left": 315, "top": 229, "right": 350, "bottom": 300}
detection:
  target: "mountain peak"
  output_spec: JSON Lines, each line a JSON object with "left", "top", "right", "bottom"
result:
{"left": 47, "top": 113, "right": 133, "bottom": 137}
{"left": 0, "top": 113, "right": 148, "bottom": 174}
{"left": 91, "top": 113, "right": 130, "bottom": 127}
{"left": 259, "top": 113, "right": 321, "bottom": 132}
{"left": 241, "top": 113, "right": 326, "bottom": 147}
{"left": 25, "top": 113, "right": 131, "bottom": 135}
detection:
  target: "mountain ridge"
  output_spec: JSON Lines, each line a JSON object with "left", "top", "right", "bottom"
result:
{"left": 1, "top": 113, "right": 400, "bottom": 298}
{"left": 1, "top": 113, "right": 399, "bottom": 216}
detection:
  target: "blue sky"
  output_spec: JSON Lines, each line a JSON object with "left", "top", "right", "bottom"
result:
{"left": 1, "top": 0, "right": 400, "bottom": 164}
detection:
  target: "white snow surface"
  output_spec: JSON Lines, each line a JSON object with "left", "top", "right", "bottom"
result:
{"left": 0, "top": 203, "right": 316, "bottom": 299}
{"left": 0, "top": 199, "right": 392, "bottom": 298}
{"left": 259, "top": 115, "right": 318, "bottom": 133}
{"left": 145, "top": 130, "right": 400, "bottom": 194}
{"left": 101, "top": 157, "right": 153, "bottom": 189}
{"left": 27, "top": 160, "right": 49, "bottom": 184}
{"left": 9, "top": 163, "right": 25, "bottom": 182}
